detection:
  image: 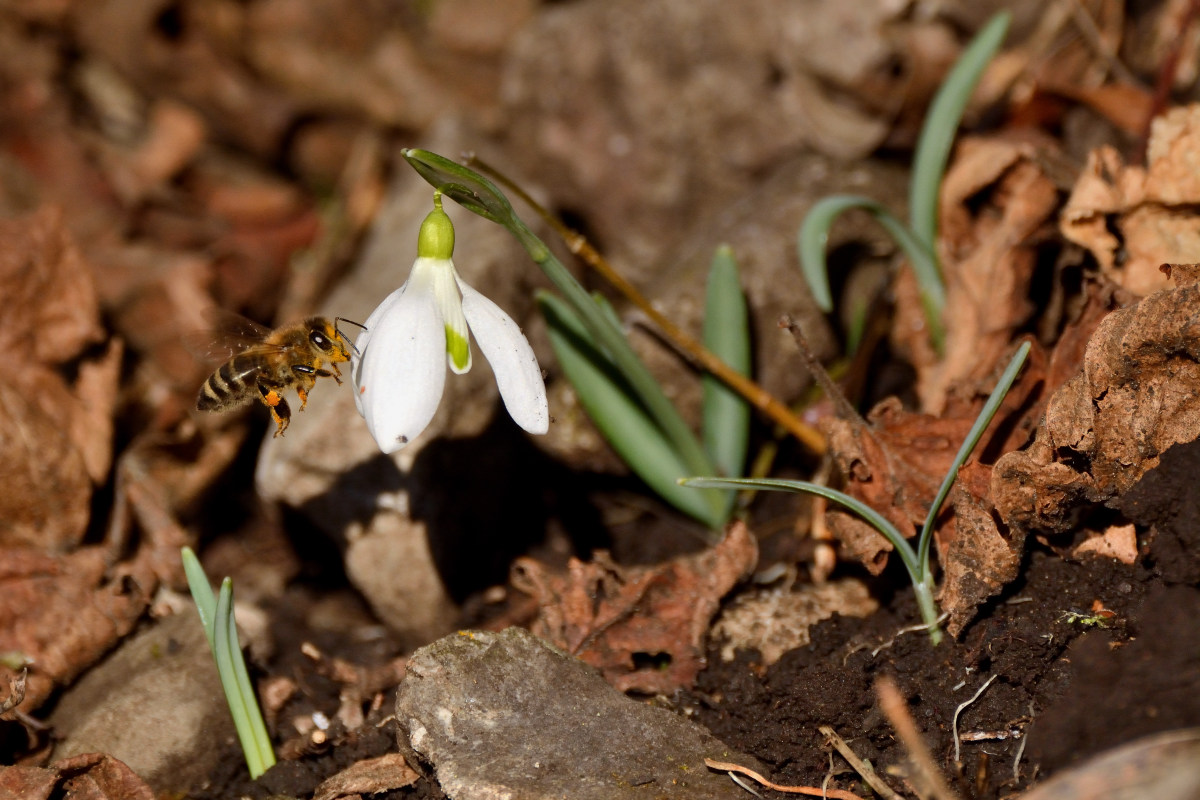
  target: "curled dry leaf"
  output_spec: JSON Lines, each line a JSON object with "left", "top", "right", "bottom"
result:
{"left": 993, "top": 265, "right": 1200, "bottom": 538}
{"left": 0, "top": 452, "right": 187, "bottom": 712}
{"left": 0, "top": 209, "right": 117, "bottom": 551}
{"left": 821, "top": 345, "right": 1044, "bottom": 634}
{"left": 895, "top": 133, "right": 1059, "bottom": 412}
{"left": 821, "top": 350, "right": 1042, "bottom": 576}
{"left": 1061, "top": 104, "right": 1200, "bottom": 296}
{"left": 0, "top": 753, "right": 155, "bottom": 800}
{"left": 313, "top": 753, "right": 419, "bottom": 800}
{"left": 511, "top": 522, "right": 757, "bottom": 693}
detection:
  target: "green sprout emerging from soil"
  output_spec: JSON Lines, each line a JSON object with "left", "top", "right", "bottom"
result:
{"left": 181, "top": 547, "right": 276, "bottom": 779}
{"left": 683, "top": 340, "right": 1031, "bottom": 645}
{"left": 798, "top": 11, "right": 1011, "bottom": 354}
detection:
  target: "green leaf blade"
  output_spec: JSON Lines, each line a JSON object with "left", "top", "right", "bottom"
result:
{"left": 909, "top": 11, "right": 1012, "bottom": 251}
{"left": 541, "top": 292, "right": 727, "bottom": 531}
{"left": 702, "top": 245, "right": 751, "bottom": 488}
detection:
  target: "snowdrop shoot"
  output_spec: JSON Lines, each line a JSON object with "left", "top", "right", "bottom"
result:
{"left": 352, "top": 192, "right": 549, "bottom": 453}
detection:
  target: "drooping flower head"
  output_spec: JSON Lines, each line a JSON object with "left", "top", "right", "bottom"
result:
{"left": 352, "top": 192, "right": 549, "bottom": 453}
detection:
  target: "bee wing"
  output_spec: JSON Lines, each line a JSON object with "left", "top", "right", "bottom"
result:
{"left": 184, "top": 310, "right": 287, "bottom": 364}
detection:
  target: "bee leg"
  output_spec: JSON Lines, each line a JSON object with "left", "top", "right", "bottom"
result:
{"left": 296, "top": 385, "right": 310, "bottom": 411}
{"left": 257, "top": 383, "right": 291, "bottom": 436}
{"left": 329, "top": 362, "right": 344, "bottom": 385}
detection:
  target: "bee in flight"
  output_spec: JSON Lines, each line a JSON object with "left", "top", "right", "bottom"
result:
{"left": 196, "top": 315, "right": 363, "bottom": 437}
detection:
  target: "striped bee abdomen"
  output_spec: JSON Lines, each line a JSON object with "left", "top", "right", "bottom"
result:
{"left": 196, "top": 354, "right": 263, "bottom": 411}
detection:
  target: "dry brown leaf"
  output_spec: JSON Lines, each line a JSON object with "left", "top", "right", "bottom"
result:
{"left": 1072, "top": 523, "right": 1138, "bottom": 564}
{"left": 0, "top": 209, "right": 116, "bottom": 551}
{"left": 313, "top": 753, "right": 419, "bottom": 800}
{"left": 820, "top": 350, "right": 1041, "bottom": 579}
{"left": 938, "top": 481, "right": 1023, "bottom": 637}
{"left": 1062, "top": 104, "right": 1200, "bottom": 296}
{"left": 0, "top": 753, "right": 153, "bottom": 800}
{"left": 0, "top": 452, "right": 187, "bottom": 712}
{"left": 48, "top": 753, "right": 154, "bottom": 800}
{"left": 993, "top": 266, "right": 1200, "bottom": 538}
{"left": 898, "top": 134, "right": 1058, "bottom": 412}
{"left": 511, "top": 522, "right": 757, "bottom": 693}
{"left": 711, "top": 579, "right": 877, "bottom": 665}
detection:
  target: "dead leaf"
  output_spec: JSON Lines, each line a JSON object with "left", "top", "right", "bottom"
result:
{"left": 0, "top": 209, "right": 115, "bottom": 551}
{"left": 898, "top": 134, "right": 1059, "bottom": 412}
{"left": 1073, "top": 523, "right": 1138, "bottom": 564}
{"left": 1062, "top": 104, "right": 1200, "bottom": 296}
{"left": 820, "top": 348, "right": 1042, "bottom": 579}
{"left": 511, "top": 522, "right": 757, "bottom": 693}
{"left": 0, "top": 450, "right": 187, "bottom": 712}
{"left": 0, "top": 753, "right": 155, "bottom": 800}
{"left": 313, "top": 753, "right": 419, "bottom": 800}
{"left": 711, "top": 579, "right": 877, "bottom": 665}
{"left": 993, "top": 268, "right": 1200, "bottom": 538}
{"left": 937, "top": 482, "right": 1023, "bottom": 637}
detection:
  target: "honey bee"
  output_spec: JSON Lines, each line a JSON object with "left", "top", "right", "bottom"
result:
{"left": 196, "top": 315, "right": 362, "bottom": 436}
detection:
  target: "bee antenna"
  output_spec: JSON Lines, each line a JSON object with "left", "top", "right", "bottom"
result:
{"left": 335, "top": 317, "right": 367, "bottom": 356}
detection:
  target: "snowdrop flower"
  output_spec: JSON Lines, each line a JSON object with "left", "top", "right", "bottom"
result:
{"left": 353, "top": 193, "right": 549, "bottom": 453}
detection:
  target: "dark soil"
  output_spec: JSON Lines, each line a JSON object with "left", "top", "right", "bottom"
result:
{"left": 690, "top": 437, "right": 1200, "bottom": 798}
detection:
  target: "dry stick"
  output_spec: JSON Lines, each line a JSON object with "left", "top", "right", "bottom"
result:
{"left": 467, "top": 154, "right": 826, "bottom": 455}
{"left": 876, "top": 676, "right": 963, "bottom": 800}
{"left": 704, "top": 759, "right": 866, "bottom": 800}
{"left": 779, "top": 316, "right": 866, "bottom": 427}
{"left": 1065, "top": 0, "right": 1141, "bottom": 87}
{"left": 818, "top": 725, "right": 905, "bottom": 800}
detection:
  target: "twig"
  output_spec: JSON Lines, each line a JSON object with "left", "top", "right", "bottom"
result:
{"left": 819, "top": 725, "right": 905, "bottom": 800}
{"left": 780, "top": 316, "right": 865, "bottom": 426}
{"left": 467, "top": 154, "right": 826, "bottom": 455}
{"left": 704, "top": 759, "right": 866, "bottom": 800}
{"left": 1065, "top": 0, "right": 1141, "bottom": 87}
{"left": 952, "top": 674, "right": 998, "bottom": 763}
{"left": 876, "top": 675, "right": 962, "bottom": 800}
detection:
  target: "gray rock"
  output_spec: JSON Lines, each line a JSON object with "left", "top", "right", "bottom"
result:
{"left": 396, "top": 627, "right": 760, "bottom": 800}
{"left": 49, "top": 611, "right": 235, "bottom": 794}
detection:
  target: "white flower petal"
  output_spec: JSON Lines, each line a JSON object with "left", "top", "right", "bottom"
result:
{"left": 353, "top": 271, "right": 447, "bottom": 453}
{"left": 458, "top": 277, "right": 549, "bottom": 435}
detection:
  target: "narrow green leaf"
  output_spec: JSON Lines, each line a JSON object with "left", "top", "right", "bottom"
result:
{"left": 909, "top": 11, "right": 1011, "bottom": 251}
{"left": 680, "top": 476, "right": 921, "bottom": 579}
{"left": 702, "top": 246, "right": 751, "bottom": 489}
{"left": 541, "top": 293, "right": 726, "bottom": 531}
{"left": 181, "top": 547, "right": 215, "bottom": 645}
{"left": 798, "top": 194, "right": 944, "bottom": 347}
{"left": 915, "top": 339, "right": 1030, "bottom": 573}
{"left": 213, "top": 579, "right": 268, "bottom": 778}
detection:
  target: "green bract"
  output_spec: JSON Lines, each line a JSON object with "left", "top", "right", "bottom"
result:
{"left": 797, "top": 11, "right": 1011, "bottom": 354}
{"left": 683, "top": 340, "right": 1031, "bottom": 644}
